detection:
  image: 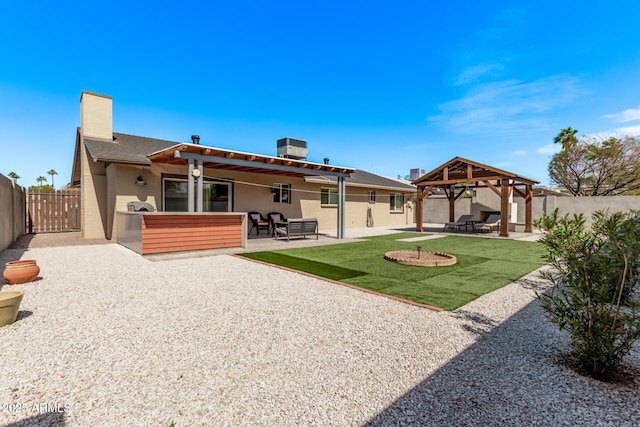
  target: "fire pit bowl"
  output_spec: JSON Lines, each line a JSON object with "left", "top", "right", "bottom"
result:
{"left": 384, "top": 250, "right": 457, "bottom": 267}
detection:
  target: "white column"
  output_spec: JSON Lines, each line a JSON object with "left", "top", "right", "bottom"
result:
{"left": 337, "top": 176, "right": 346, "bottom": 239}
{"left": 187, "top": 160, "right": 194, "bottom": 213}
{"left": 196, "top": 162, "right": 203, "bottom": 212}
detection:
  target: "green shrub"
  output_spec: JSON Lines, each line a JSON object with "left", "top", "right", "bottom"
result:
{"left": 535, "top": 209, "right": 640, "bottom": 379}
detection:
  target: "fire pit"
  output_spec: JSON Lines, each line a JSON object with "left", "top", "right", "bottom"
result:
{"left": 384, "top": 250, "right": 457, "bottom": 267}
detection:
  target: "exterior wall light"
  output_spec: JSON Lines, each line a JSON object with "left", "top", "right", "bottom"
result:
{"left": 135, "top": 176, "right": 146, "bottom": 186}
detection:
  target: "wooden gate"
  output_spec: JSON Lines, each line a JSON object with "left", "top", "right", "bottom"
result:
{"left": 27, "top": 189, "right": 81, "bottom": 233}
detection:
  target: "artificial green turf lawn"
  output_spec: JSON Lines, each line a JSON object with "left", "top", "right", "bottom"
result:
{"left": 240, "top": 233, "right": 547, "bottom": 311}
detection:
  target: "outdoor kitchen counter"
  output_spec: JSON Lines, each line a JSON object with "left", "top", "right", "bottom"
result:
{"left": 116, "top": 212, "right": 248, "bottom": 255}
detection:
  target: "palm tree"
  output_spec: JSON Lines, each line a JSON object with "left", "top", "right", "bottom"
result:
{"left": 8, "top": 171, "right": 19, "bottom": 182}
{"left": 554, "top": 126, "right": 579, "bottom": 150}
{"left": 36, "top": 176, "right": 47, "bottom": 188}
{"left": 47, "top": 169, "right": 58, "bottom": 189}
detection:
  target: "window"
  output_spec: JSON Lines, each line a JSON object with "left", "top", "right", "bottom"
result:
{"left": 272, "top": 183, "right": 291, "bottom": 204}
{"left": 368, "top": 190, "right": 376, "bottom": 202}
{"left": 321, "top": 188, "right": 338, "bottom": 206}
{"left": 163, "top": 177, "right": 231, "bottom": 212}
{"left": 390, "top": 193, "right": 404, "bottom": 212}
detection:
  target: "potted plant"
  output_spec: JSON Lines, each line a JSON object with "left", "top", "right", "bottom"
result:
{"left": 0, "top": 291, "right": 24, "bottom": 327}
{"left": 3, "top": 260, "right": 40, "bottom": 285}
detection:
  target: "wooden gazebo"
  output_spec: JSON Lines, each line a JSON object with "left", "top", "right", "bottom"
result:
{"left": 412, "top": 157, "right": 539, "bottom": 237}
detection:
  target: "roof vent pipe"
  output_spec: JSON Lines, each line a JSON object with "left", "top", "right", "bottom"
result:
{"left": 323, "top": 158, "right": 330, "bottom": 165}
{"left": 191, "top": 135, "right": 200, "bottom": 145}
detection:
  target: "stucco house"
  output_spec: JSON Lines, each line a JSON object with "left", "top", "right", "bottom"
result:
{"left": 70, "top": 91, "right": 416, "bottom": 248}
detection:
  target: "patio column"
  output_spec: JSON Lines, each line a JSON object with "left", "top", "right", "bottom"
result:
{"left": 337, "top": 176, "right": 346, "bottom": 239}
{"left": 525, "top": 183, "right": 533, "bottom": 232}
{"left": 196, "top": 162, "right": 203, "bottom": 212}
{"left": 416, "top": 186, "right": 423, "bottom": 232}
{"left": 499, "top": 178, "right": 510, "bottom": 237}
{"left": 187, "top": 160, "right": 195, "bottom": 212}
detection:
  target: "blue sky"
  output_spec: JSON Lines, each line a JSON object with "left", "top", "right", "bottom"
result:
{"left": 2, "top": 1, "right": 640, "bottom": 188}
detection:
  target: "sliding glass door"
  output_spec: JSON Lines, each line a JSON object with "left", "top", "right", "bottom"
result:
{"left": 163, "top": 178, "right": 232, "bottom": 212}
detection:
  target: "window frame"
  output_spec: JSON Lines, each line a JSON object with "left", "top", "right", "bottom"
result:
{"left": 272, "top": 183, "right": 291, "bottom": 204}
{"left": 368, "top": 190, "right": 376, "bottom": 203}
{"left": 320, "top": 187, "right": 339, "bottom": 206}
{"left": 389, "top": 192, "right": 404, "bottom": 213}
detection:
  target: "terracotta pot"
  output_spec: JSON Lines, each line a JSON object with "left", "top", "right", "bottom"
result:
{"left": 0, "top": 291, "right": 24, "bottom": 327}
{"left": 3, "top": 260, "right": 40, "bottom": 285}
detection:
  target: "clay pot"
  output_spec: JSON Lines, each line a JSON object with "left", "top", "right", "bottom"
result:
{"left": 3, "top": 260, "right": 40, "bottom": 285}
{"left": 0, "top": 291, "right": 24, "bottom": 327}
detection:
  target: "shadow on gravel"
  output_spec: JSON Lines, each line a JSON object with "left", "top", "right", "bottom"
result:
{"left": 5, "top": 411, "right": 65, "bottom": 427}
{"left": 6, "top": 234, "right": 35, "bottom": 251}
{"left": 365, "top": 298, "right": 640, "bottom": 426}
{"left": 15, "top": 310, "right": 33, "bottom": 321}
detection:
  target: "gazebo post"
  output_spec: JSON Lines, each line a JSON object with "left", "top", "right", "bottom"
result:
{"left": 448, "top": 188, "right": 455, "bottom": 223}
{"left": 499, "top": 178, "right": 510, "bottom": 237}
{"left": 416, "top": 186, "right": 424, "bottom": 232}
{"left": 525, "top": 184, "right": 533, "bottom": 233}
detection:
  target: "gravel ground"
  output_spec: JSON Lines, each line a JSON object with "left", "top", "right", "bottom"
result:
{"left": 1, "top": 240, "right": 638, "bottom": 426}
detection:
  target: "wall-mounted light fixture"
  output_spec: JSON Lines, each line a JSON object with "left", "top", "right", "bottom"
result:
{"left": 135, "top": 176, "right": 146, "bottom": 186}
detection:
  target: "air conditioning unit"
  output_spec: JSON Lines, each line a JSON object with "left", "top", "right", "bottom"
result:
{"left": 410, "top": 168, "right": 425, "bottom": 180}
{"left": 277, "top": 137, "right": 308, "bottom": 160}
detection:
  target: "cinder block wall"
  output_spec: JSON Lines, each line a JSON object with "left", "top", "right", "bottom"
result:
{"left": 425, "top": 193, "right": 640, "bottom": 225}
{"left": 0, "top": 174, "right": 26, "bottom": 251}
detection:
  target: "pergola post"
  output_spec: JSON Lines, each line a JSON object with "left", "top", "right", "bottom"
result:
{"left": 499, "top": 178, "right": 510, "bottom": 237}
{"left": 416, "top": 186, "right": 424, "bottom": 232}
{"left": 525, "top": 184, "right": 533, "bottom": 233}
{"left": 187, "top": 159, "right": 195, "bottom": 213}
{"left": 196, "top": 161, "right": 203, "bottom": 212}
{"left": 337, "top": 176, "right": 346, "bottom": 239}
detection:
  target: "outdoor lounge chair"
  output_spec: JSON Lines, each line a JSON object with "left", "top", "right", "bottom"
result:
{"left": 474, "top": 214, "right": 501, "bottom": 233}
{"left": 267, "top": 212, "right": 287, "bottom": 235}
{"left": 248, "top": 211, "right": 270, "bottom": 235}
{"left": 443, "top": 214, "right": 476, "bottom": 232}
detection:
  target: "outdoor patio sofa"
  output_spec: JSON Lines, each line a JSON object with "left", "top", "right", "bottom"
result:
{"left": 274, "top": 218, "right": 319, "bottom": 241}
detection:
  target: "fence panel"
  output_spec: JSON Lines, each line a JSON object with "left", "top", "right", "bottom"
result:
{"left": 27, "top": 189, "right": 81, "bottom": 233}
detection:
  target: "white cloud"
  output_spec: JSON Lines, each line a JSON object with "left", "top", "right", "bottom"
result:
{"left": 454, "top": 64, "right": 504, "bottom": 86}
{"left": 617, "top": 125, "right": 640, "bottom": 136}
{"left": 429, "top": 75, "right": 586, "bottom": 137}
{"left": 513, "top": 150, "right": 526, "bottom": 155}
{"left": 602, "top": 106, "right": 640, "bottom": 123}
{"left": 537, "top": 144, "right": 561, "bottom": 155}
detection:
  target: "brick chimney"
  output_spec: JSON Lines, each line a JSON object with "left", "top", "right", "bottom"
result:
{"left": 80, "top": 90, "right": 112, "bottom": 141}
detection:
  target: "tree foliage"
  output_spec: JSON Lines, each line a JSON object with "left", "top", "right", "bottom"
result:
{"left": 35, "top": 176, "right": 47, "bottom": 188}
{"left": 535, "top": 209, "right": 640, "bottom": 379}
{"left": 548, "top": 129, "right": 640, "bottom": 196}
{"left": 47, "top": 169, "right": 58, "bottom": 189}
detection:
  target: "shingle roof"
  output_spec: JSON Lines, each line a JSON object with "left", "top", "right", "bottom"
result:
{"left": 82, "top": 131, "right": 414, "bottom": 191}
{"left": 83, "top": 132, "right": 177, "bottom": 165}
{"left": 305, "top": 169, "right": 415, "bottom": 191}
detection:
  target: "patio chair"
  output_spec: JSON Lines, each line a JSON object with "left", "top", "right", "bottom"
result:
{"left": 443, "top": 214, "right": 476, "bottom": 232}
{"left": 474, "top": 214, "right": 501, "bottom": 233}
{"left": 267, "top": 212, "right": 287, "bottom": 235}
{"left": 248, "top": 211, "right": 269, "bottom": 235}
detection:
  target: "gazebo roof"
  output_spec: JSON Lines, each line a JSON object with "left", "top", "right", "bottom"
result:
{"left": 412, "top": 157, "right": 539, "bottom": 187}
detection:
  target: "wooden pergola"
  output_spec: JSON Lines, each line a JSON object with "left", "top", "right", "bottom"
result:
{"left": 412, "top": 157, "right": 539, "bottom": 237}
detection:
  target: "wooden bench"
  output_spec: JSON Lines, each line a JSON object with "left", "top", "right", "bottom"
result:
{"left": 274, "top": 218, "right": 318, "bottom": 241}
